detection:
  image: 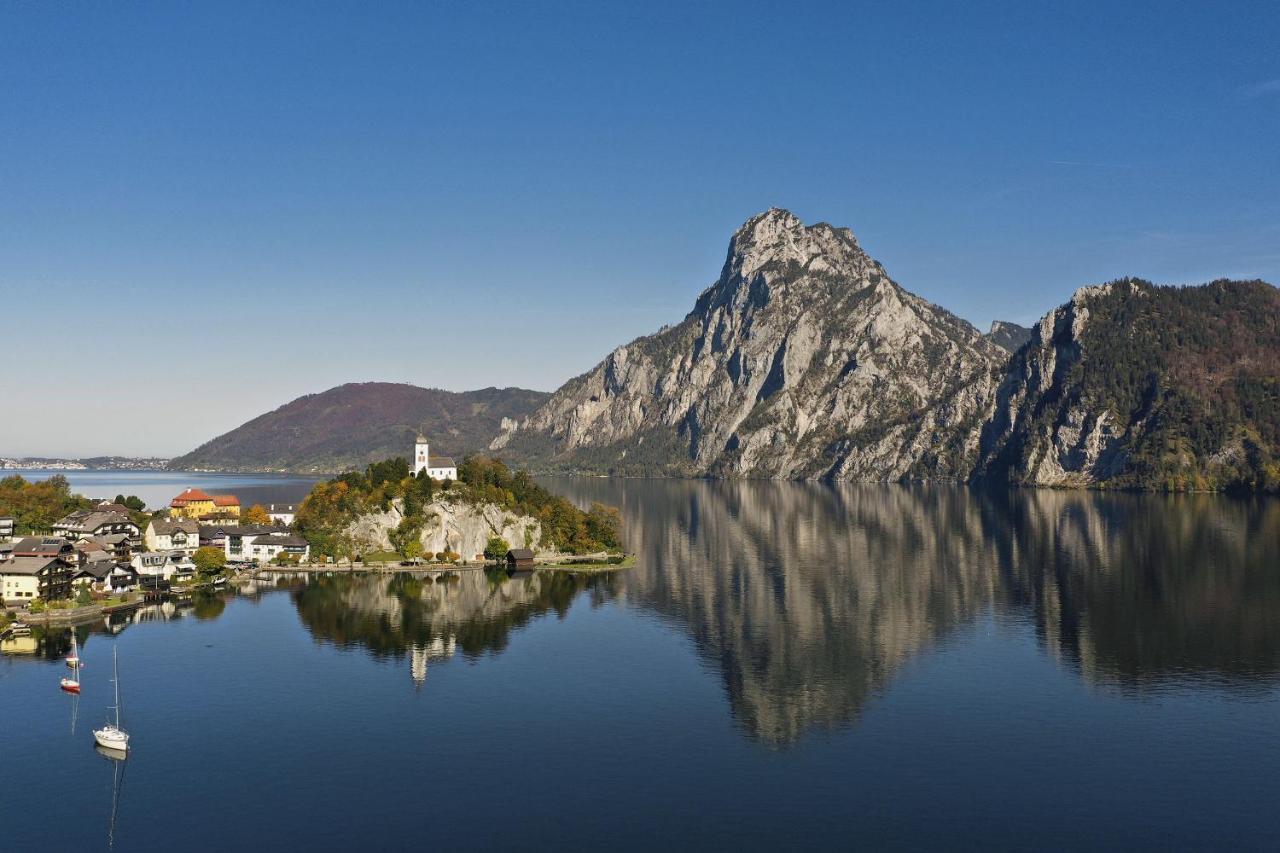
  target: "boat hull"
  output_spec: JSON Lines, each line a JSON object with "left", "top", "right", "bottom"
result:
{"left": 60, "top": 679, "right": 80, "bottom": 694}
{"left": 94, "top": 727, "right": 129, "bottom": 752}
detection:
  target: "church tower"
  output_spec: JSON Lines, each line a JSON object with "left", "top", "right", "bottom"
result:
{"left": 414, "top": 435, "right": 429, "bottom": 475}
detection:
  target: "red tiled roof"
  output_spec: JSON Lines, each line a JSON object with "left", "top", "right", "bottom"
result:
{"left": 171, "top": 488, "right": 214, "bottom": 505}
{"left": 212, "top": 495, "right": 240, "bottom": 506}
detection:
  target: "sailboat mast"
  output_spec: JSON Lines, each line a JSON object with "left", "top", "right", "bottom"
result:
{"left": 113, "top": 647, "right": 121, "bottom": 728}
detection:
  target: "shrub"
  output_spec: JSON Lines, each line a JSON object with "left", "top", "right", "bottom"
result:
{"left": 484, "top": 536, "right": 511, "bottom": 561}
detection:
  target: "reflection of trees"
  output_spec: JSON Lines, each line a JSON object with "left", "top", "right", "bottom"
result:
{"left": 292, "top": 570, "right": 618, "bottom": 662}
{"left": 191, "top": 591, "right": 227, "bottom": 621}
{"left": 986, "top": 489, "right": 1280, "bottom": 689}
{"left": 547, "top": 477, "right": 1280, "bottom": 747}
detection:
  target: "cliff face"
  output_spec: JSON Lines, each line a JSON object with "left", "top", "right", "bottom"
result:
{"left": 497, "top": 209, "right": 1006, "bottom": 480}
{"left": 976, "top": 278, "right": 1280, "bottom": 490}
{"left": 345, "top": 496, "right": 544, "bottom": 559}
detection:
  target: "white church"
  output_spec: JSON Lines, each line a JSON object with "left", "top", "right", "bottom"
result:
{"left": 414, "top": 436, "right": 458, "bottom": 481}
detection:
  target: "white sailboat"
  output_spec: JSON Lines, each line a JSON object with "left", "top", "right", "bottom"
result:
{"left": 65, "top": 629, "right": 81, "bottom": 668}
{"left": 93, "top": 647, "right": 129, "bottom": 753}
{"left": 60, "top": 632, "right": 82, "bottom": 693}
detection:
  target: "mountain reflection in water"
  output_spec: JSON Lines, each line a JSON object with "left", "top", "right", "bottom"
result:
{"left": 177, "top": 481, "right": 1279, "bottom": 748}
{"left": 549, "top": 479, "right": 1280, "bottom": 746}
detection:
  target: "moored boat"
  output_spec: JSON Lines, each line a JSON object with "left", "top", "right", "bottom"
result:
{"left": 61, "top": 633, "right": 82, "bottom": 693}
{"left": 93, "top": 647, "right": 129, "bottom": 753}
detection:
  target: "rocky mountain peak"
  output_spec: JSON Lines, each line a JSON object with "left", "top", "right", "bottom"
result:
{"left": 502, "top": 209, "right": 1005, "bottom": 481}
{"left": 724, "top": 208, "right": 869, "bottom": 285}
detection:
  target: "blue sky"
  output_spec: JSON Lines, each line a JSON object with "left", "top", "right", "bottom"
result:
{"left": 2, "top": 1, "right": 1278, "bottom": 457}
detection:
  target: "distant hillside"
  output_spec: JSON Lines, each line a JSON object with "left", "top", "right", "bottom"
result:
{"left": 170, "top": 383, "right": 550, "bottom": 474}
{"left": 985, "top": 321, "right": 1033, "bottom": 353}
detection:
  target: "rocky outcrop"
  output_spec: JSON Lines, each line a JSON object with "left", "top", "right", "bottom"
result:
{"left": 345, "top": 496, "right": 543, "bottom": 559}
{"left": 975, "top": 278, "right": 1280, "bottom": 490}
{"left": 976, "top": 283, "right": 1133, "bottom": 487}
{"left": 497, "top": 209, "right": 1006, "bottom": 481}
{"left": 985, "top": 320, "right": 1033, "bottom": 353}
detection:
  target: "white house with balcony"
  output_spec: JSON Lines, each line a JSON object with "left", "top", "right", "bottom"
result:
{"left": 145, "top": 519, "right": 201, "bottom": 556}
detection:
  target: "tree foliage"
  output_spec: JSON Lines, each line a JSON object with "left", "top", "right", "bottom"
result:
{"left": 294, "top": 455, "right": 623, "bottom": 559}
{"left": 193, "top": 546, "right": 227, "bottom": 575}
{"left": 996, "top": 279, "right": 1280, "bottom": 492}
{"left": 484, "top": 536, "right": 511, "bottom": 561}
{"left": 0, "top": 475, "right": 91, "bottom": 534}
{"left": 242, "top": 504, "right": 272, "bottom": 525}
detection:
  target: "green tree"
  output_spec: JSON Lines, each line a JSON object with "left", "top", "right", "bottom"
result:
{"left": 193, "top": 546, "right": 227, "bottom": 575}
{"left": 484, "top": 536, "right": 511, "bottom": 561}
{"left": 76, "top": 585, "right": 92, "bottom": 606}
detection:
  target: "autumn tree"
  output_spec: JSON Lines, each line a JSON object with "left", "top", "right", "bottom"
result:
{"left": 193, "top": 546, "right": 227, "bottom": 575}
{"left": 242, "top": 504, "right": 272, "bottom": 525}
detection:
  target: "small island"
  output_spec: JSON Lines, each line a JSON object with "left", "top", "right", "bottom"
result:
{"left": 293, "top": 452, "right": 625, "bottom": 569}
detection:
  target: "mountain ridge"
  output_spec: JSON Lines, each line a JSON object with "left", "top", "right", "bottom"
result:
{"left": 494, "top": 208, "right": 1008, "bottom": 480}
{"left": 494, "top": 209, "right": 1279, "bottom": 492}
{"left": 169, "top": 382, "right": 549, "bottom": 474}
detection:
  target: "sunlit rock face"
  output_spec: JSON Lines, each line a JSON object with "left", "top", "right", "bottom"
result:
{"left": 344, "top": 496, "right": 545, "bottom": 559}
{"left": 976, "top": 283, "right": 1133, "bottom": 487}
{"left": 498, "top": 209, "right": 1006, "bottom": 481}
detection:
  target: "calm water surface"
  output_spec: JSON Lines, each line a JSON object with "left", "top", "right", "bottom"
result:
{"left": 6, "top": 469, "right": 319, "bottom": 510}
{"left": 2, "top": 479, "right": 1279, "bottom": 851}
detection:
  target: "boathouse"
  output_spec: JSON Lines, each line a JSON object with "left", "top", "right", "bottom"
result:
{"left": 505, "top": 548, "right": 535, "bottom": 569}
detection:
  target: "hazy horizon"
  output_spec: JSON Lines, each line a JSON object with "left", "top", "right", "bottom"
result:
{"left": 4, "top": 1, "right": 1278, "bottom": 457}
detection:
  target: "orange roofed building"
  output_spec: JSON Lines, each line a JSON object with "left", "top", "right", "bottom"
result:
{"left": 170, "top": 488, "right": 241, "bottom": 521}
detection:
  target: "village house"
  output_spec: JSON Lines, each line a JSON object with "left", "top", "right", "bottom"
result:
{"left": 144, "top": 518, "right": 201, "bottom": 556}
{"left": 0, "top": 515, "right": 14, "bottom": 542}
{"left": 170, "top": 488, "right": 241, "bottom": 521}
{"left": 74, "top": 538, "right": 115, "bottom": 566}
{"left": 12, "top": 535, "right": 80, "bottom": 564}
{"left": 1, "top": 555, "right": 73, "bottom": 603}
{"left": 72, "top": 559, "right": 123, "bottom": 595}
{"left": 130, "top": 551, "right": 180, "bottom": 582}
{"left": 413, "top": 436, "right": 457, "bottom": 481}
{"left": 217, "top": 525, "right": 295, "bottom": 562}
{"left": 265, "top": 503, "right": 301, "bottom": 526}
{"left": 51, "top": 510, "right": 140, "bottom": 544}
{"left": 244, "top": 532, "right": 310, "bottom": 564}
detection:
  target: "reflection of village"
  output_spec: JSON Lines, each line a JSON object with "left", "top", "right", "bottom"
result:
{"left": 1, "top": 589, "right": 234, "bottom": 658}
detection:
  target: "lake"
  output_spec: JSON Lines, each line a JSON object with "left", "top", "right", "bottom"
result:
{"left": 2, "top": 479, "right": 1279, "bottom": 851}
{"left": 3, "top": 469, "right": 320, "bottom": 511}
